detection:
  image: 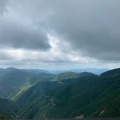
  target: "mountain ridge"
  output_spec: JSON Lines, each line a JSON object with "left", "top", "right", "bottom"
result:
{"left": 0, "top": 67, "right": 119, "bottom": 119}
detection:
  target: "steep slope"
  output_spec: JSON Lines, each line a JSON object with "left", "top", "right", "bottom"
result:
{"left": 11, "top": 72, "right": 54, "bottom": 101}
{"left": 101, "top": 68, "right": 120, "bottom": 76}
{"left": 0, "top": 68, "right": 29, "bottom": 98}
{"left": 15, "top": 73, "right": 98, "bottom": 119}
{"left": 15, "top": 71, "right": 120, "bottom": 119}
{"left": 0, "top": 67, "right": 95, "bottom": 100}
{"left": 1, "top": 68, "right": 120, "bottom": 119}
{"left": 0, "top": 97, "right": 20, "bottom": 118}
{"left": 0, "top": 67, "right": 54, "bottom": 99}
{"left": 15, "top": 81, "right": 65, "bottom": 118}
{"left": 28, "top": 73, "right": 53, "bottom": 84}
{"left": 12, "top": 72, "right": 79, "bottom": 101}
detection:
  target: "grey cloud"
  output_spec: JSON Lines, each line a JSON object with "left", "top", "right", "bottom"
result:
{"left": 0, "top": 51, "right": 14, "bottom": 60}
{"left": 57, "top": 29, "right": 120, "bottom": 61}
{"left": 45, "top": 0, "right": 120, "bottom": 61}
{"left": 0, "top": 59, "right": 71, "bottom": 69}
{"left": 0, "top": 18, "right": 51, "bottom": 50}
{"left": 1, "top": 0, "right": 120, "bottom": 62}
{"left": 0, "top": 0, "right": 8, "bottom": 14}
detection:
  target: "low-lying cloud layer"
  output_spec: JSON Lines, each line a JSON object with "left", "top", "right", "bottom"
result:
{"left": 0, "top": 0, "right": 120, "bottom": 69}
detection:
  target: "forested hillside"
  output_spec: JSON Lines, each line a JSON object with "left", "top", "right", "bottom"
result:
{"left": 0, "top": 97, "right": 20, "bottom": 118}
{"left": 0, "top": 68, "right": 120, "bottom": 119}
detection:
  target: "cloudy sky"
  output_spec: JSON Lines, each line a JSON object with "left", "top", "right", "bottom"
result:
{"left": 0, "top": 0, "right": 120, "bottom": 69}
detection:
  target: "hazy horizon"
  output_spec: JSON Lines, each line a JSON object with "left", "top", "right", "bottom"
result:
{"left": 0, "top": 66, "right": 108, "bottom": 71}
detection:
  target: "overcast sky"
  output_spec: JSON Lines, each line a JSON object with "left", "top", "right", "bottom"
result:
{"left": 0, "top": 0, "right": 120, "bottom": 69}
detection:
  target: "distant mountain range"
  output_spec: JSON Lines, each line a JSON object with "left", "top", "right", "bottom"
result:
{"left": 47, "top": 68, "right": 108, "bottom": 74}
{"left": 1, "top": 67, "right": 120, "bottom": 119}
{"left": 0, "top": 67, "right": 108, "bottom": 75}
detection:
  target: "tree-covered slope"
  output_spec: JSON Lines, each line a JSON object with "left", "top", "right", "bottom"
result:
{"left": 1, "top": 68, "right": 120, "bottom": 119}
{"left": 52, "top": 72, "right": 78, "bottom": 81}
{"left": 0, "top": 68, "right": 29, "bottom": 98}
{"left": 11, "top": 71, "right": 79, "bottom": 101}
{"left": 101, "top": 68, "right": 120, "bottom": 76}
{"left": 15, "top": 71, "right": 120, "bottom": 119}
{"left": 0, "top": 97, "right": 20, "bottom": 118}
{"left": 0, "top": 67, "right": 92, "bottom": 100}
